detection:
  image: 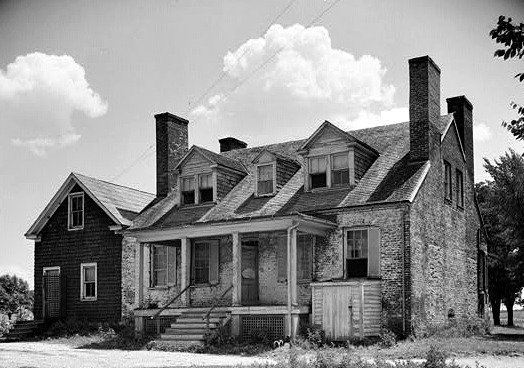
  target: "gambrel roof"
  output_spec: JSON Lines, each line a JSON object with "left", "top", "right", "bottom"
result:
{"left": 25, "top": 172, "right": 155, "bottom": 238}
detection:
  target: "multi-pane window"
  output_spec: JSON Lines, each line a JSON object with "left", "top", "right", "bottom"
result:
{"left": 297, "top": 234, "right": 313, "bottom": 280}
{"left": 444, "top": 161, "right": 452, "bottom": 201}
{"left": 346, "top": 229, "right": 371, "bottom": 278}
{"left": 257, "top": 164, "right": 274, "bottom": 195}
{"left": 182, "top": 177, "right": 195, "bottom": 205}
{"left": 192, "top": 241, "right": 219, "bottom": 285}
{"left": 332, "top": 153, "right": 350, "bottom": 186}
{"left": 68, "top": 193, "right": 84, "bottom": 229}
{"left": 81, "top": 263, "right": 97, "bottom": 300}
{"left": 199, "top": 173, "right": 213, "bottom": 203}
{"left": 151, "top": 245, "right": 177, "bottom": 287}
{"left": 456, "top": 169, "right": 464, "bottom": 207}
{"left": 309, "top": 156, "right": 327, "bottom": 189}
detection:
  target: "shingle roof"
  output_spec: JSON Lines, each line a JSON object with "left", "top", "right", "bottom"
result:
{"left": 73, "top": 173, "right": 155, "bottom": 225}
{"left": 132, "top": 118, "right": 443, "bottom": 230}
{"left": 179, "top": 146, "right": 247, "bottom": 173}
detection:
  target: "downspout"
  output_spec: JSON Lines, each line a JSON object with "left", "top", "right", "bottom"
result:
{"left": 401, "top": 207, "right": 406, "bottom": 337}
{"left": 287, "top": 223, "right": 299, "bottom": 339}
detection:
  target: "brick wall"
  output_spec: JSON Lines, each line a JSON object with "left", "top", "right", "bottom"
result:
{"left": 34, "top": 185, "right": 122, "bottom": 322}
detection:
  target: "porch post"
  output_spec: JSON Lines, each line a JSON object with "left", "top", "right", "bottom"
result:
{"left": 290, "top": 228, "right": 298, "bottom": 307}
{"left": 232, "top": 232, "right": 241, "bottom": 306}
{"left": 180, "top": 237, "right": 190, "bottom": 306}
{"left": 138, "top": 243, "right": 144, "bottom": 308}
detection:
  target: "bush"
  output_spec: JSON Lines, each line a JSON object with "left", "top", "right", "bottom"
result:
{"left": 0, "top": 313, "right": 12, "bottom": 336}
{"left": 204, "top": 323, "right": 232, "bottom": 347}
{"left": 379, "top": 328, "right": 397, "bottom": 348}
{"left": 426, "top": 316, "right": 491, "bottom": 338}
{"left": 298, "top": 323, "right": 326, "bottom": 347}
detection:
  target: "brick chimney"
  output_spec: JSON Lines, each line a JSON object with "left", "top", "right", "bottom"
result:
{"left": 155, "top": 112, "right": 189, "bottom": 197}
{"left": 447, "top": 96, "right": 474, "bottom": 183}
{"left": 219, "top": 137, "right": 247, "bottom": 152}
{"left": 409, "top": 56, "right": 441, "bottom": 162}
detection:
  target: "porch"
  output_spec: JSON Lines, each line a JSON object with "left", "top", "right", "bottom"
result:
{"left": 131, "top": 214, "right": 336, "bottom": 339}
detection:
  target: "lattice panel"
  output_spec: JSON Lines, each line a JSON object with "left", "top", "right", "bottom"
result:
{"left": 241, "top": 315, "right": 285, "bottom": 341}
{"left": 144, "top": 316, "right": 177, "bottom": 336}
{"left": 44, "top": 274, "right": 60, "bottom": 318}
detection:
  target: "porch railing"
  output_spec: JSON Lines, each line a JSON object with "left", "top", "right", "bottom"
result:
{"left": 203, "top": 284, "right": 233, "bottom": 330}
{"left": 151, "top": 284, "right": 191, "bottom": 335}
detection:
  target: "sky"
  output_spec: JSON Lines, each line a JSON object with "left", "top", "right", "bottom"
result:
{"left": 0, "top": 0, "right": 522, "bottom": 289}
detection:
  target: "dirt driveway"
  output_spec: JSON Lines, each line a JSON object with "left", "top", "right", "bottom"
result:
{"left": 2, "top": 341, "right": 524, "bottom": 368}
{"left": 0, "top": 341, "right": 271, "bottom": 368}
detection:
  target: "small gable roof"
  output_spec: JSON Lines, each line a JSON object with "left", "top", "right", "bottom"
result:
{"left": 175, "top": 145, "right": 247, "bottom": 173}
{"left": 25, "top": 173, "right": 155, "bottom": 238}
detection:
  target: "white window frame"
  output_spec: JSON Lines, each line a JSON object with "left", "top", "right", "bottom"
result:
{"left": 80, "top": 262, "right": 97, "bottom": 301}
{"left": 255, "top": 162, "right": 277, "bottom": 196}
{"left": 181, "top": 172, "right": 215, "bottom": 205}
{"left": 150, "top": 245, "right": 177, "bottom": 287}
{"left": 307, "top": 150, "right": 355, "bottom": 191}
{"left": 68, "top": 192, "right": 84, "bottom": 230}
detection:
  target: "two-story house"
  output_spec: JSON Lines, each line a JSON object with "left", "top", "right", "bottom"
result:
{"left": 121, "top": 56, "right": 488, "bottom": 344}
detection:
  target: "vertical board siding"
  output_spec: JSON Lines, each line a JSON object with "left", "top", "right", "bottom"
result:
{"left": 311, "top": 280, "right": 381, "bottom": 339}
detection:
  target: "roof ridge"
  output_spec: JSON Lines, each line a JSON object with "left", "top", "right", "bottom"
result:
{"left": 72, "top": 172, "right": 155, "bottom": 196}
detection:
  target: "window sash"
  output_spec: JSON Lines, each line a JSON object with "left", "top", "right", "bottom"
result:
{"left": 199, "top": 174, "right": 212, "bottom": 189}
{"left": 456, "top": 170, "right": 464, "bottom": 207}
{"left": 332, "top": 153, "right": 348, "bottom": 170}
{"left": 81, "top": 263, "right": 96, "bottom": 300}
{"left": 193, "top": 243, "right": 210, "bottom": 284}
{"left": 347, "top": 229, "right": 368, "bottom": 259}
{"left": 69, "top": 193, "right": 84, "bottom": 228}
{"left": 444, "top": 162, "right": 452, "bottom": 200}
{"left": 182, "top": 177, "right": 195, "bottom": 191}
{"left": 152, "top": 245, "right": 177, "bottom": 287}
{"left": 297, "top": 234, "right": 313, "bottom": 280}
{"left": 309, "top": 156, "right": 327, "bottom": 174}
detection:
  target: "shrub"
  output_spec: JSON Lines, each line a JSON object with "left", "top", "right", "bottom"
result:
{"left": 204, "top": 323, "right": 232, "bottom": 347}
{"left": 0, "top": 313, "right": 12, "bottom": 336}
{"left": 299, "top": 322, "right": 326, "bottom": 347}
{"left": 249, "top": 328, "right": 271, "bottom": 345}
{"left": 426, "top": 316, "right": 491, "bottom": 338}
{"left": 379, "top": 328, "right": 397, "bottom": 348}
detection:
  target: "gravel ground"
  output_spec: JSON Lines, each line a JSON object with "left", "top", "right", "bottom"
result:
{"left": 2, "top": 341, "right": 524, "bottom": 368}
{"left": 0, "top": 341, "right": 272, "bottom": 368}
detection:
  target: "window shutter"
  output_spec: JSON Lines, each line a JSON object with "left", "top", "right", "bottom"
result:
{"left": 367, "top": 228, "right": 380, "bottom": 277}
{"left": 209, "top": 242, "right": 219, "bottom": 285}
{"left": 277, "top": 236, "right": 287, "bottom": 281}
{"left": 167, "top": 246, "right": 176, "bottom": 285}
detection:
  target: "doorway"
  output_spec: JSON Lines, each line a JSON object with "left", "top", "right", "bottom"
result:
{"left": 241, "top": 241, "right": 259, "bottom": 305}
{"left": 43, "top": 267, "right": 61, "bottom": 319}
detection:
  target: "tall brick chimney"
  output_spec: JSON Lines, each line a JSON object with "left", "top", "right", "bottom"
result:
{"left": 409, "top": 56, "right": 441, "bottom": 162}
{"left": 155, "top": 112, "right": 188, "bottom": 197}
{"left": 447, "top": 96, "right": 474, "bottom": 183}
{"left": 219, "top": 137, "right": 247, "bottom": 152}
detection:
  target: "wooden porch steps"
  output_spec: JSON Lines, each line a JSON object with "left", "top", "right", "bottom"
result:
{"left": 2, "top": 320, "right": 44, "bottom": 341}
{"left": 158, "top": 310, "right": 228, "bottom": 347}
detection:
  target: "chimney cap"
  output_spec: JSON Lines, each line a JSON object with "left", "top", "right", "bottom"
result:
{"left": 446, "top": 95, "right": 473, "bottom": 111}
{"left": 408, "top": 55, "right": 441, "bottom": 73}
{"left": 219, "top": 137, "right": 247, "bottom": 146}
{"left": 154, "top": 112, "right": 189, "bottom": 125}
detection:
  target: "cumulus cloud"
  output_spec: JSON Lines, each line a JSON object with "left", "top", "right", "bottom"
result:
{"left": 473, "top": 122, "right": 491, "bottom": 142}
{"left": 0, "top": 52, "right": 107, "bottom": 155}
{"left": 190, "top": 24, "right": 401, "bottom": 145}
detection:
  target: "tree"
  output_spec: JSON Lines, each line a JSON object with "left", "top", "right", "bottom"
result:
{"left": 0, "top": 274, "right": 33, "bottom": 319}
{"left": 490, "top": 16, "right": 524, "bottom": 140}
{"left": 477, "top": 150, "right": 524, "bottom": 326}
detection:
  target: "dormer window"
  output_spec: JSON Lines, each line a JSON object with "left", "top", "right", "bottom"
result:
{"left": 309, "top": 156, "right": 327, "bottom": 189}
{"left": 68, "top": 192, "right": 84, "bottom": 230}
{"left": 199, "top": 173, "right": 213, "bottom": 203}
{"left": 182, "top": 177, "right": 195, "bottom": 205}
{"left": 257, "top": 164, "right": 275, "bottom": 195}
{"left": 332, "top": 153, "right": 350, "bottom": 186}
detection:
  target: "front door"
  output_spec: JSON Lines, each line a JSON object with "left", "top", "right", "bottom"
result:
{"left": 241, "top": 241, "right": 259, "bottom": 305}
{"left": 43, "top": 267, "right": 61, "bottom": 319}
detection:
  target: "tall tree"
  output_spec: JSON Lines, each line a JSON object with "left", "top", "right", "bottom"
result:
{"left": 0, "top": 274, "right": 33, "bottom": 319}
{"left": 479, "top": 150, "right": 524, "bottom": 325}
{"left": 490, "top": 16, "right": 524, "bottom": 140}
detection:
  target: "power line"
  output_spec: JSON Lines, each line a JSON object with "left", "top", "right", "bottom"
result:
{"left": 111, "top": 144, "right": 154, "bottom": 182}
{"left": 184, "top": 0, "right": 298, "bottom": 116}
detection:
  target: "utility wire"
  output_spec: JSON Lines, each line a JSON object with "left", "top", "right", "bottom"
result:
{"left": 111, "top": 144, "right": 154, "bottom": 181}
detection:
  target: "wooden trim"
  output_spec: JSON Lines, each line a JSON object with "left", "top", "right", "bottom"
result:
{"left": 80, "top": 262, "right": 97, "bottom": 301}
{"left": 255, "top": 162, "right": 277, "bottom": 197}
{"left": 67, "top": 192, "right": 84, "bottom": 231}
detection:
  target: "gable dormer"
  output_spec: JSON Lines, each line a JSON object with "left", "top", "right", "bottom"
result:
{"left": 252, "top": 149, "right": 300, "bottom": 197}
{"left": 175, "top": 146, "right": 247, "bottom": 205}
{"left": 298, "top": 121, "right": 378, "bottom": 191}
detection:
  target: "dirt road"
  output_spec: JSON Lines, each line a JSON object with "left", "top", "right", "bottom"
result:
{"left": 1, "top": 341, "right": 523, "bottom": 367}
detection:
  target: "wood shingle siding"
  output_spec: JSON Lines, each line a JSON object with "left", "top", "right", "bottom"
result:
{"left": 34, "top": 185, "right": 123, "bottom": 322}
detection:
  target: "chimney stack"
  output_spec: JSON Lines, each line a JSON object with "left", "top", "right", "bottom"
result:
{"left": 409, "top": 56, "right": 441, "bottom": 162}
{"left": 447, "top": 96, "right": 474, "bottom": 183}
{"left": 155, "top": 112, "right": 189, "bottom": 197}
{"left": 219, "top": 137, "right": 247, "bottom": 152}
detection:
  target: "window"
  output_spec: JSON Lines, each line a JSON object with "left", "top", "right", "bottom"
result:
{"left": 456, "top": 169, "right": 464, "bottom": 207}
{"left": 182, "top": 177, "right": 195, "bottom": 205}
{"left": 68, "top": 193, "right": 84, "bottom": 230}
{"left": 444, "top": 161, "right": 452, "bottom": 201}
{"left": 199, "top": 173, "right": 213, "bottom": 203}
{"left": 80, "top": 263, "right": 97, "bottom": 301}
{"left": 257, "top": 164, "right": 274, "bottom": 195}
{"left": 309, "top": 156, "right": 327, "bottom": 189}
{"left": 297, "top": 234, "right": 313, "bottom": 280}
{"left": 332, "top": 153, "right": 350, "bottom": 186}
{"left": 192, "top": 241, "right": 219, "bottom": 285}
{"left": 346, "top": 228, "right": 380, "bottom": 278}
{"left": 151, "top": 245, "right": 178, "bottom": 287}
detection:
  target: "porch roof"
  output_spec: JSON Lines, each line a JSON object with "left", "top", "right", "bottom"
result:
{"left": 127, "top": 213, "right": 336, "bottom": 242}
